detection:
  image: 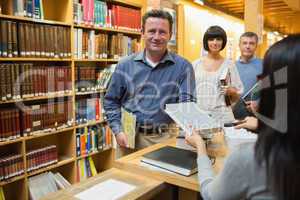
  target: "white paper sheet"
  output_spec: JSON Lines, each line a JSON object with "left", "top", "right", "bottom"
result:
{"left": 74, "top": 179, "right": 136, "bottom": 200}
{"left": 165, "top": 102, "right": 220, "bottom": 135}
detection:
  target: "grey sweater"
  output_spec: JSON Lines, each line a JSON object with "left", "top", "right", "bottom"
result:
{"left": 197, "top": 143, "right": 273, "bottom": 200}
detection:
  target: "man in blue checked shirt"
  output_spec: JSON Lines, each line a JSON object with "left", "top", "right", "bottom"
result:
{"left": 104, "top": 9, "right": 196, "bottom": 156}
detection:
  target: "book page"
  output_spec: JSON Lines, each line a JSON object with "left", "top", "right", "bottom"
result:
{"left": 165, "top": 102, "right": 220, "bottom": 136}
{"left": 74, "top": 179, "right": 136, "bottom": 200}
{"left": 121, "top": 108, "right": 136, "bottom": 149}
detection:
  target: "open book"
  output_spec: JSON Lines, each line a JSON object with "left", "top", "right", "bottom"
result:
{"left": 165, "top": 102, "right": 221, "bottom": 137}
{"left": 121, "top": 108, "right": 136, "bottom": 149}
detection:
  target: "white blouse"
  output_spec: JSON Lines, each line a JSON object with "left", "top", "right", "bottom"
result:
{"left": 193, "top": 58, "right": 244, "bottom": 124}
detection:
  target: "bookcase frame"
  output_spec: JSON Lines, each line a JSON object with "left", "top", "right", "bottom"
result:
{"left": 0, "top": 0, "right": 142, "bottom": 199}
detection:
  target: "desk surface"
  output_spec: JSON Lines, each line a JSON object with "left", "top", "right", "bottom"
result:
{"left": 42, "top": 168, "right": 165, "bottom": 200}
{"left": 114, "top": 134, "right": 228, "bottom": 192}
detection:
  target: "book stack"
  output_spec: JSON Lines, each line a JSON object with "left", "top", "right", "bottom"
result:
{"left": 12, "top": 0, "right": 44, "bottom": 19}
{"left": 20, "top": 100, "right": 73, "bottom": 135}
{"left": 0, "top": 154, "right": 24, "bottom": 180}
{"left": 0, "top": 63, "right": 72, "bottom": 102}
{"left": 109, "top": 34, "right": 140, "bottom": 59}
{"left": 75, "top": 66, "right": 98, "bottom": 92}
{"left": 28, "top": 172, "right": 70, "bottom": 200}
{"left": 0, "top": 108, "right": 21, "bottom": 141}
{"left": 0, "top": 20, "right": 71, "bottom": 58}
{"left": 76, "top": 125, "right": 112, "bottom": 156}
{"left": 76, "top": 156, "right": 97, "bottom": 181}
{"left": 96, "top": 64, "right": 116, "bottom": 89}
{"left": 75, "top": 97, "right": 104, "bottom": 124}
{"left": 26, "top": 145, "right": 58, "bottom": 172}
{"left": 73, "top": 0, "right": 141, "bottom": 31}
{"left": 74, "top": 29, "right": 108, "bottom": 59}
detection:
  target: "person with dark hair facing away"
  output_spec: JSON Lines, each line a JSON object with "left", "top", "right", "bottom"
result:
{"left": 236, "top": 32, "right": 263, "bottom": 112}
{"left": 186, "top": 34, "right": 300, "bottom": 200}
{"left": 104, "top": 9, "right": 196, "bottom": 157}
{"left": 193, "top": 25, "right": 243, "bottom": 125}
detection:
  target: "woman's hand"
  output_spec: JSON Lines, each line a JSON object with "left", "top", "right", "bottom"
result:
{"left": 220, "top": 86, "right": 240, "bottom": 103}
{"left": 185, "top": 130, "right": 207, "bottom": 156}
{"left": 234, "top": 116, "right": 258, "bottom": 131}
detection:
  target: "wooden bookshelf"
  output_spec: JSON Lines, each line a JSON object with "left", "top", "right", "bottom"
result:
{"left": 74, "top": 24, "right": 142, "bottom": 36}
{"left": 74, "top": 58, "right": 119, "bottom": 62}
{"left": 0, "top": 58, "right": 72, "bottom": 61}
{"left": 0, "top": 93, "right": 73, "bottom": 105}
{"left": 0, "top": 0, "right": 143, "bottom": 199}
{"left": 0, "top": 14, "right": 72, "bottom": 26}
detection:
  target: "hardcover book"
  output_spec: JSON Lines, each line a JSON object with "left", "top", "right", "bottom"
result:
{"left": 141, "top": 146, "right": 198, "bottom": 176}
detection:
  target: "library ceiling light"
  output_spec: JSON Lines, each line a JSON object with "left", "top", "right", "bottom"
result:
{"left": 194, "top": 0, "right": 204, "bottom": 6}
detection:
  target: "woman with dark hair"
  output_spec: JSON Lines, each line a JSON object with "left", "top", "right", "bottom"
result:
{"left": 193, "top": 26, "right": 243, "bottom": 125}
{"left": 186, "top": 34, "right": 300, "bottom": 200}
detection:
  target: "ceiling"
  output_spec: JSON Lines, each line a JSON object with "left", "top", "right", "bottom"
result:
{"left": 204, "top": 0, "right": 300, "bottom": 34}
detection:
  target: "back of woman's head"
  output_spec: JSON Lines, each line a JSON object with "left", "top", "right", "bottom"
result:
{"left": 255, "top": 34, "right": 300, "bottom": 200}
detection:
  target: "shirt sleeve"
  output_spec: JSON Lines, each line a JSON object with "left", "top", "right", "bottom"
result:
{"left": 104, "top": 64, "right": 126, "bottom": 135}
{"left": 229, "top": 61, "right": 244, "bottom": 95}
{"left": 197, "top": 150, "right": 249, "bottom": 200}
{"left": 178, "top": 61, "right": 197, "bottom": 103}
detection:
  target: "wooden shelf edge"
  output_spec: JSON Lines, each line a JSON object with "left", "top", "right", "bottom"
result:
{"left": 75, "top": 120, "right": 106, "bottom": 129}
{"left": 75, "top": 89, "right": 106, "bottom": 96}
{"left": 0, "top": 57, "right": 72, "bottom": 61}
{"left": 73, "top": 24, "right": 142, "bottom": 35}
{"left": 25, "top": 126, "right": 74, "bottom": 141}
{"left": 74, "top": 58, "right": 119, "bottom": 62}
{"left": 0, "top": 174, "right": 25, "bottom": 186}
{"left": 26, "top": 158, "right": 74, "bottom": 177}
{"left": 0, "top": 14, "right": 72, "bottom": 26}
{"left": 76, "top": 146, "right": 112, "bottom": 160}
{"left": 0, "top": 137, "right": 23, "bottom": 146}
{"left": 0, "top": 93, "right": 73, "bottom": 105}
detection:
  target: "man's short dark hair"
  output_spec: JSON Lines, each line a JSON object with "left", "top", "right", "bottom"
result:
{"left": 142, "top": 9, "right": 173, "bottom": 33}
{"left": 240, "top": 32, "right": 259, "bottom": 43}
{"left": 203, "top": 25, "right": 227, "bottom": 51}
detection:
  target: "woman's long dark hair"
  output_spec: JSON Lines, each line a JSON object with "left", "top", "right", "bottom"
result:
{"left": 255, "top": 34, "right": 300, "bottom": 200}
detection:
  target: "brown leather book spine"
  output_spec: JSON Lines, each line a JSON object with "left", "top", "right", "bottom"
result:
{"left": 7, "top": 21, "right": 13, "bottom": 58}
{"left": 39, "top": 24, "right": 45, "bottom": 57}
{"left": 5, "top": 64, "right": 12, "bottom": 100}
{"left": 1, "top": 20, "right": 8, "bottom": 57}
{"left": 24, "top": 23, "right": 31, "bottom": 57}
{"left": 50, "top": 25, "right": 55, "bottom": 58}
{"left": 18, "top": 23, "right": 26, "bottom": 57}
{"left": 29, "top": 23, "right": 36, "bottom": 57}
{"left": 11, "top": 22, "right": 18, "bottom": 57}
{"left": 34, "top": 24, "right": 40, "bottom": 57}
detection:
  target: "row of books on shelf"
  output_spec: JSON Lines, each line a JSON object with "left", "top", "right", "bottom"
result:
{"left": 26, "top": 145, "right": 58, "bottom": 173}
{"left": 76, "top": 125, "right": 112, "bottom": 157}
{"left": 76, "top": 156, "right": 97, "bottom": 182}
{"left": 0, "top": 20, "right": 71, "bottom": 58}
{"left": 0, "top": 100, "right": 73, "bottom": 141}
{"left": 76, "top": 97, "right": 104, "bottom": 124}
{"left": 75, "top": 64, "right": 115, "bottom": 92}
{"left": 8, "top": 0, "right": 44, "bottom": 19}
{"left": 0, "top": 154, "right": 24, "bottom": 181}
{"left": 28, "top": 171, "right": 71, "bottom": 200}
{"left": 74, "top": 0, "right": 141, "bottom": 31}
{"left": 0, "top": 63, "right": 72, "bottom": 102}
{"left": 74, "top": 29, "right": 140, "bottom": 59}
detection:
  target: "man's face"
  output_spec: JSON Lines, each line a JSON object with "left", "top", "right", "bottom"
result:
{"left": 239, "top": 36, "right": 258, "bottom": 59}
{"left": 142, "top": 17, "right": 171, "bottom": 55}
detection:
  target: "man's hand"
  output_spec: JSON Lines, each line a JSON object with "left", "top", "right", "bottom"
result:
{"left": 245, "top": 100, "right": 259, "bottom": 113}
{"left": 115, "top": 132, "right": 129, "bottom": 148}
